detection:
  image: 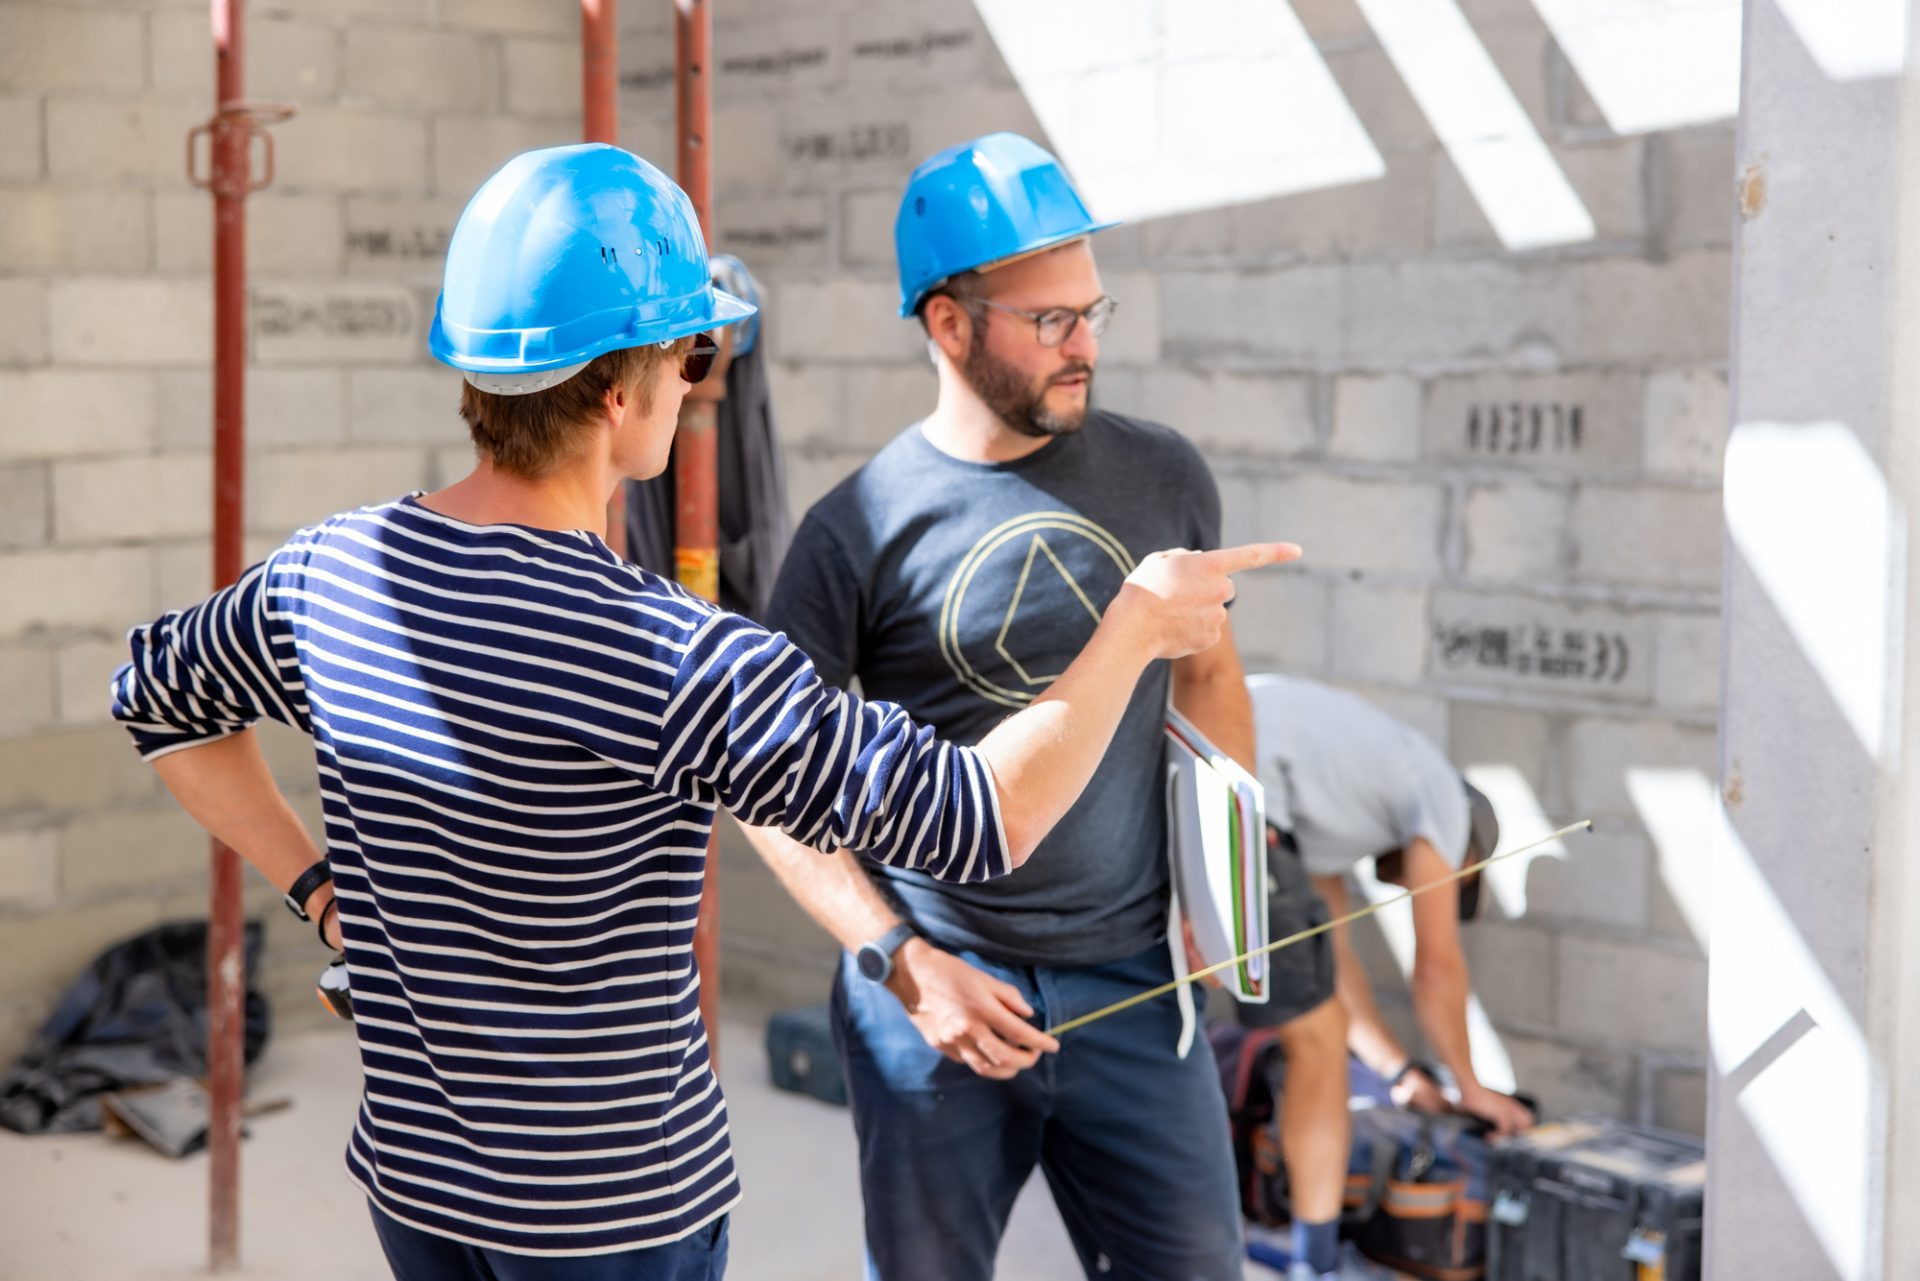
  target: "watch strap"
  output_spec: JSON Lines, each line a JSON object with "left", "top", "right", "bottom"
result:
{"left": 283, "top": 859, "right": 333, "bottom": 921}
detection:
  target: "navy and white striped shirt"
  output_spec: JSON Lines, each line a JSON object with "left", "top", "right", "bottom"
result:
{"left": 110, "top": 495, "right": 1010, "bottom": 1256}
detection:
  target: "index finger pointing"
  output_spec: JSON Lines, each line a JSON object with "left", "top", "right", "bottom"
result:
{"left": 1200, "top": 542, "right": 1303, "bottom": 575}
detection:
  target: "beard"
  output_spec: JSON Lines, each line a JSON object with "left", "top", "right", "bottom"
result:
{"left": 962, "top": 329, "right": 1094, "bottom": 439}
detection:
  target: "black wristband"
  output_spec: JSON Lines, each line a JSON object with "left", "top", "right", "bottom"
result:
{"left": 1390, "top": 1059, "right": 1430, "bottom": 1088}
{"left": 283, "top": 859, "right": 333, "bottom": 922}
{"left": 316, "top": 896, "right": 341, "bottom": 950}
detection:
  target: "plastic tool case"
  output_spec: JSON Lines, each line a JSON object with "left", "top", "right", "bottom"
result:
{"left": 1487, "top": 1120, "right": 1704, "bottom": 1281}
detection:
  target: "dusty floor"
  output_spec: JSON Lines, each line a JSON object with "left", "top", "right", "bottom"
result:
{"left": 0, "top": 1016, "right": 1383, "bottom": 1280}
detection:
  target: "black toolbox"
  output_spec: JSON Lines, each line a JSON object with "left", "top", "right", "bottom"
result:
{"left": 1487, "top": 1120, "right": 1704, "bottom": 1281}
{"left": 765, "top": 1002, "right": 846, "bottom": 1106}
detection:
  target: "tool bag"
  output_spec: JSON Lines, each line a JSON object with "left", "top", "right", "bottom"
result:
{"left": 1210, "top": 1023, "right": 1493, "bottom": 1280}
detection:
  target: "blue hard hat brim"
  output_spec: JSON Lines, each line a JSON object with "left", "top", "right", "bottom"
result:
{"left": 897, "top": 222, "right": 1120, "bottom": 318}
{"left": 431, "top": 286, "right": 757, "bottom": 374}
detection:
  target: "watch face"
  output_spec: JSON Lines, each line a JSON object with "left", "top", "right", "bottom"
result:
{"left": 856, "top": 945, "right": 886, "bottom": 983}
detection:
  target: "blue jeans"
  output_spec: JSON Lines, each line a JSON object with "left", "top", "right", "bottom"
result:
{"left": 833, "top": 941, "right": 1244, "bottom": 1281}
{"left": 369, "top": 1204, "right": 728, "bottom": 1281}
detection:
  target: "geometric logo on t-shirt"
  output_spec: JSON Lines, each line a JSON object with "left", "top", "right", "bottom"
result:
{"left": 940, "top": 510, "right": 1136, "bottom": 709}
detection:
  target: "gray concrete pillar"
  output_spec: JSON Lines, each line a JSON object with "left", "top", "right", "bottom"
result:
{"left": 1712, "top": 3, "right": 1920, "bottom": 1279}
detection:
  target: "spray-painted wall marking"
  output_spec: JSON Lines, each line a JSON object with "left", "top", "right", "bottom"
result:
{"left": 1430, "top": 591, "right": 1653, "bottom": 700}
{"left": 782, "top": 122, "right": 912, "bottom": 166}
{"left": 852, "top": 30, "right": 975, "bottom": 63}
{"left": 345, "top": 227, "right": 451, "bottom": 263}
{"left": 1424, "top": 374, "right": 1640, "bottom": 471}
{"left": 1466, "top": 401, "right": 1584, "bottom": 455}
{"left": 721, "top": 47, "right": 829, "bottom": 78}
{"left": 253, "top": 285, "right": 418, "bottom": 364}
{"left": 1436, "top": 621, "right": 1629, "bottom": 682}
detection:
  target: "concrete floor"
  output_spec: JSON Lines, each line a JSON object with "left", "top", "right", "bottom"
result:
{"left": 0, "top": 1016, "right": 1381, "bottom": 1280}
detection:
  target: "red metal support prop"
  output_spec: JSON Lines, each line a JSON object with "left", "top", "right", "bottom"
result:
{"left": 186, "top": 0, "right": 288, "bottom": 1268}
{"left": 673, "top": 0, "right": 724, "bottom": 1064}
{"left": 582, "top": 0, "right": 629, "bottom": 558}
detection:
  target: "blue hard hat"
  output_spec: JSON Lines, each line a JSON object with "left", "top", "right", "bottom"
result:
{"left": 709, "top": 253, "right": 761, "bottom": 358}
{"left": 894, "top": 132, "right": 1118, "bottom": 318}
{"left": 430, "top": 143, "right": 754, "bottom": 394}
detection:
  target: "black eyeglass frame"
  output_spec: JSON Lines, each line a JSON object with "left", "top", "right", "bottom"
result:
{"left": 679, "top": 333, "right": 721, "bottom": 385}
{"left": 947, "top": 293, "right": 1119, "bottom": 348}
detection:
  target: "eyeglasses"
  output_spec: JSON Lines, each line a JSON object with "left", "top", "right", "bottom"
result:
{"left": 952, "top": 294, "right": 1118, "bottom": 348}
{"left": 680, "top": 333, "right": 720, "bottom": 385}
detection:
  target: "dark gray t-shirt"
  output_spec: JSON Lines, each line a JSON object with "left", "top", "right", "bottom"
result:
{"left": 764, "top": 411, "right": 1223, "bottom": 967}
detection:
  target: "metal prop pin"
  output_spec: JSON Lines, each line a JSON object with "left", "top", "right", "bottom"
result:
{"left": 1044, "top": 819, "right": 1596, "bottom": 1039}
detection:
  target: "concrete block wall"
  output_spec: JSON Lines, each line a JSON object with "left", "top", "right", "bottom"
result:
{"left": 682, "top": 0, "right": 1729, "bottom": 1135}
{"left": 0, "top": 0, "right": 1726, "bottom": 1136}
{"left": 0, "top": 0, "right": 592, "bottom": 1051}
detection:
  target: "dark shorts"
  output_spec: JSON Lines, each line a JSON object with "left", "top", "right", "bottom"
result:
{"left": 1234, "top": 827, "right": 1338, "bottom": 1029}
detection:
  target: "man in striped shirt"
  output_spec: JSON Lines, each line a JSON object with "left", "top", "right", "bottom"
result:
{"left": 108, "top": 144, "right": 1293, "bottom": 1280}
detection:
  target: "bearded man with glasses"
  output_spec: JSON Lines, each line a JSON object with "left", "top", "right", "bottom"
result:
{"left": 742, "top": 134, "right": 1346, "bottom": 1281}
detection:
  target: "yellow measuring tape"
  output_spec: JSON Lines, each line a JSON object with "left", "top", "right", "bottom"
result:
{"left": 1045, "top": 819, "right": 1595, "bottom": 1038}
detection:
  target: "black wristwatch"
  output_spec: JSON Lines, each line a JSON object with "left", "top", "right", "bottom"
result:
{"left": 856, "top": 923, "right": 918, "bottom": 985}
{"left": 282, "top": 858, "right": 332, "bottom": 922}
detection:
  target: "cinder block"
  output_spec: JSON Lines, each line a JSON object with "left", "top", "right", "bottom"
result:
{"left": 1216, "top": 472, "right": 1262, "bottom": 548}
{"left": 712, "top": 193, "right": 833, "bottom": 270}
{"left": 764, "top": 361, "right": 843, "bottom": 448}
{"left": 154, "top": 192, "right": 345, "bottom": 278}
{"left": 785, "top": 449, "right": 865, "bottom": 520}
{"left": 1425, "top": 372, "right": 1641, "bottom": 474}
{"left": 1119, "top": 368, "right": 1314, "bottom": 458}
{"left": 251, "top": 283, "right": 418, "bottom": 366}
{"left": 429, "top": 444, "right": 478, "bottom": 489}
{"left": 0, "top": 465, "right": 48, "bottom": 550}
{"left": 1332, "top": 375, "right": 1420, "bottom": 462}
{"left": 1564, "top": 714, "right": 1716, "bottom": 818}
{"left": 152, "top": 368, "right": 347, "bottom": 451}
{"left": 1463, "top": 483, "right": 1573, "bottom": 581}
{"left": 714, "top": 12, "right": 843, "bottom": 101}
{"left": 711, "top": 104, "right": 787, "bottom": 195}
{"left": 1653, "top": 611, "right": 1720, "bottom": 712}
{"left": 1450, "top": 701, "right": 1563, "bottom": 809}
{"left": 441, "top": 0, "right": 578, "bottom": 36}
{"left": 59, "top": 803, "right": 211, "bottom": 899}
{"left": 1346, "top": 260, "right": 1545, "bottom": 366}
{"left": 151, "top": 538, "right": 214, "bottom": 613}
{"left": 1433, "top": 590, "right": 1653, "bottom": 703}
{"left": 150, "top": 11, "right": 340, "bottom": 103}
{"left": 432, "top": 115, "right": 575, "bottom": 196}
{"left": 841, "top": 187, "right": 902, "bottom": 270}
{"left": 0, "top": 189, "right": 147, "bottom": 274}
{"left": 0, "top": 725, "right": 160, "bottom": 817}
{"left": 0, "top": 644, "right": 54, "bottom": 736}
{"left": 1228, "top": 569, "right": 1330, "bottom": 671}
{"left": 0, "top": 827, "right": 58, "bottom": 909}
{"left": 502, "top": 37, "right": 579, "bottom": 117}
{"left": 1236, "top": 152, "right": 1432, "bottom": 263}
{"left": 1322, "top": 46, "right": 1435, "bottom": 154}
{"left": 55, "top": 638, "right": 125, "bottom": 727}
{"left": 1329, "top": 581, "right": 1429, "bottom": 684}
{"left": 1654, "top": 1066, "right": 1707, "bottom": 1136}
{"left": 0, "top": 279, "right": 48, "bottom": 365}
{"left": 1286, "top": 0, "right": 1375, "bottom": 42}
{"left": 1560, "top": 253, "right": 1733, "bottom": 365}
{"left": 344, "top": 194, "right": 465, "bottom": 280}
{"left": 1162, "top": 266, "right": 1344, "bottom": 366}
{"left": 0, "top": 370, "right": 155, "bottom": 460}
{"left": 1555, "top": 935, "right": 1708, "bottom": 1053}
{"left": 1144, "top": 207, "right": 1236, "bottom": 264}
{"left": 1257, "top": 474, "right": 1444, "bottom": 576}
{"left": 49, "top": 280, "right": 212, "bottom": 367}
{"left": 54, "top": 454, "right": 211, "bottom": 545}
{"left": 0, "top": 899, "right": 161, "bottom": 997}
{"left": 1461, "top": 919, "right": 1555, "bottom": 1027}
{"left": 1662, "top": 125, "right": 1737, "bottom": 251}
{"left": 0, "top": 5, "right": 144, "bottom": 92}
{"left": 0, "top": 547, "right": 155, "bottom": 640}
{"left": 1091, "top": 270, "right": 1161, "bottom": 366}
{"left": 1331, "top": 681, "right": 1450, "bottom": 748}
{"left": 773, "top": 279, "right": 926, "bottom": 363}
{"left": 844, "top": 0, "right": 990, "bottom": 90}
{"left": 1499, "top": 1033, "right": 1632, "bottom": 1122}
{"left": 843, "top": 363, "right": 935, "bottom": 449}
{"left": 250, "top": 448, "right": 432, "bottom": 539}
{"left": 0, "top": 98, "right": 41, "bottom": 180}
{"left": 345, "top": 25, "right": 493, "bottom": 114}
{"left": 46, "top": 99, "right": 203, "bottom": 186}
{"left": 1644, "top": 368, "right": 1727, "bottom": 481}
{"left": 1435, "top": 140, "right": 1646, "bottom": 249}
{"left": 1571, "top": 486, "right": 1722, "bottom": 591}
{"left": 274, "top": 109, "right": 430, "bottom": 194}
{"left": 346, "top": 368, "right": 467, "bottom": 446}
{"left": 772, "top": 95, "right": 925, "bottom": 185}
{"left": 255, "top": 0, "right": 434, "bottom": 22}
{"left": 1523, "top": 825, "right": 1650, "bottom": 931}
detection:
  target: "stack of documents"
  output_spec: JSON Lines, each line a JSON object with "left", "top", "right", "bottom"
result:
{"left": 1165, "top": 708, "right": 1269, "bottom": 1004}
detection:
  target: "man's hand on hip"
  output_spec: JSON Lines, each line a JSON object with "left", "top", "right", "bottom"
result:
{"left": 885, "top": 939, "right": 1059, "bottom": 1080}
